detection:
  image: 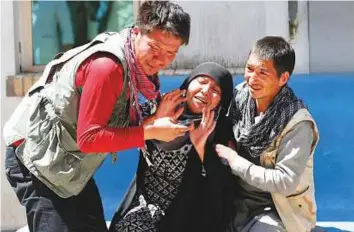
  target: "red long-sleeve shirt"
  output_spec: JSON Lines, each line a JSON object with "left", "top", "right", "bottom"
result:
{"left": 75, "top": 52, "right": 144, "bottom": 153}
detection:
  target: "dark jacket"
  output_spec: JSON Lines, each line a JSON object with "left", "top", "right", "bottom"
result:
{"left": 158, "top": 117, "right": 235, "bottom": 232}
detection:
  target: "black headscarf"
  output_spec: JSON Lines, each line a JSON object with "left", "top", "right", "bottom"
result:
{"left": 179, "top": 62, "right": 234, "bottom": 118}
{"left": 155, "top": 62, "right": 234, "bottom": 151}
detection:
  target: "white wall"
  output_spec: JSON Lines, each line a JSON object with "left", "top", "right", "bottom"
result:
{"left": 309, "top": 1, "right": 354, "bottom": 73}
{"left": 291, "top": 1, "right": 310, "bottom": 74}
{"left": 169, "top": 1, "right": 292, "bottom": 70}
{"left": 172, "top": 1, "right": 354, "bottom": 74}
{"left": 1, "top": 1, "right": 27, "bottom": 230}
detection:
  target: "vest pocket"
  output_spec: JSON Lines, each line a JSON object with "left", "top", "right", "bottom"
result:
{"left": 25, "top": 96, "right": 84, "bottom": 187}
{"left": 28, "top": 120, "right": 84, "bottom": 186}
{"left": 286, "top": 186, "right": 316, "bottom": 224}
{"left": 286, "top": 186, "right": 309, "bottom": 199}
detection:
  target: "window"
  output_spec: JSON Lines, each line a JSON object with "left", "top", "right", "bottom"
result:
{"left": 16, "top": 1, "right": 138, "bottom": 72}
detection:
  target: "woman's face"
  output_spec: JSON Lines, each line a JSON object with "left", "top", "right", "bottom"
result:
{"left": 186, "top": 75, "right": 222, "bottom": 114}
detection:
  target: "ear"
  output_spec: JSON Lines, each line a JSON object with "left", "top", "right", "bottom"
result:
{"left": 279, "top": 71, "right": 289, "bottom": 87}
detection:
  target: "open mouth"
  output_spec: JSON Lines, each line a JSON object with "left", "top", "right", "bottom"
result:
{"left": 249, "top": 85, "right": 262, "bottom": 91}
{"left": 194, "top": 96, "right": 208, "bottom": 105}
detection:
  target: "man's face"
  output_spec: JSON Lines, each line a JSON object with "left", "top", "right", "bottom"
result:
{"left": 186, "top": 76, "right": 222, "bottom": 114}
{"left": 244, "top": 53, "right": 288, "bottom": 101}
{"left": 134, "top": 28, "right": 184, "bottom": 76}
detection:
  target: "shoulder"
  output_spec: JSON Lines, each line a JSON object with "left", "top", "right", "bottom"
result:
{"left": 288, "top": 120, "right": 314, "bottom": 136}
{"left": 76, "top": 52, "right": 125, "bottom": 93}
{"left": 279, "top": 119, "right": 315, "bottom": 150}
{"left": 88, "top": 52, "right": 123, "bottom": 72}
{"left": 284, "top": 108, "right": 318, "bottom": 137}
{"left": 79, "top": 52, "right": 124, "bottom": 84}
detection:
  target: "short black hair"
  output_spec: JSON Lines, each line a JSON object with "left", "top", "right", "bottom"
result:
{"left": 137, "top": 1, "right": 191, "bottom": 45}
{"left": 251, "top": 36, "right": 296, "bottom": 76}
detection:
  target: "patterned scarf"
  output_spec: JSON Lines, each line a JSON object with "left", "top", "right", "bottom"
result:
{"left": 124, "top": 29, "right": 161, "bottom": 124}
{"left": 229, "top": 83, "right": 306, "bottom": 157}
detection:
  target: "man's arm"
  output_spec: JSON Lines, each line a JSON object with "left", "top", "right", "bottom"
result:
{"left": 76, "top": 53, "right": 145, "bottom": 153}
{"left": 76, "top": 53, "right": 190, "bottom": 153}
{"left": 217, "top": 121, "right": 314, "bottom": 196}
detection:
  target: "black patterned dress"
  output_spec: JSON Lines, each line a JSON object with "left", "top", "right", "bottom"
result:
{"left": 112, "top": 139, "right": 194, "bottom": 232}
{"left": 110, "top": 123, "right": 235, "bottom": 232}
{"left": 110, "top": 99, "right": 235, "bottom": 232}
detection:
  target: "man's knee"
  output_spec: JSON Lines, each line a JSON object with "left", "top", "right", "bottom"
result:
{"left": 26, "top": 198, "right": 69, "bottom": 232}
{"left": 249, "top": 213, "right": 286, "bottom": 232}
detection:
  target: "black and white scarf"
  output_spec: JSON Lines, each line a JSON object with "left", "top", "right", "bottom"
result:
{"left": 229, "top": 83, "right": 306, "bottom": 158}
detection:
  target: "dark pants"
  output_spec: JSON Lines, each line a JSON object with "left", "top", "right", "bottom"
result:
{"left": 5, "top": 146, "right": 108, "bottom": 232}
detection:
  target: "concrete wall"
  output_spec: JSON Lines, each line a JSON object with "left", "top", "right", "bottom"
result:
{"left": 309, "top": 1, "right": 354, "bottom": 73}
{"left": 291, "top": 1, "right": 310, "bottom": 74}
{"left": 1, "top": 1, "right": 27, "bottom": 230}
{"left": 171, "top": 1, "right": 354, "bottom": 73}
{"left": 169, "top": 1, "right": 290, "bottom": 70}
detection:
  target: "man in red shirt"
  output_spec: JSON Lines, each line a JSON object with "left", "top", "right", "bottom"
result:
{"left": 4, "top": 1, "right": 191, "bottom": 231}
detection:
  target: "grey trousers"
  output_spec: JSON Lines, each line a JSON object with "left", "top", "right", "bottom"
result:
{"left": 231, "top": 212, "right": 286, "bottom": 232}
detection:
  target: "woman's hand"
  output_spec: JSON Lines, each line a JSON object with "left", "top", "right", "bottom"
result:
{"left": 155, "top": 89, "right": 187, "bottom": 120}
{"left": 190, "top": 108, "right": 216, "bottom": 162}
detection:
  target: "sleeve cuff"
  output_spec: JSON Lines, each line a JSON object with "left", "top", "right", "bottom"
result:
{"left": 136, "top": 125, "right": 145, "bottom": 148}
{"left": 229, "top": 155, "right": 253, "bottom": 178}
